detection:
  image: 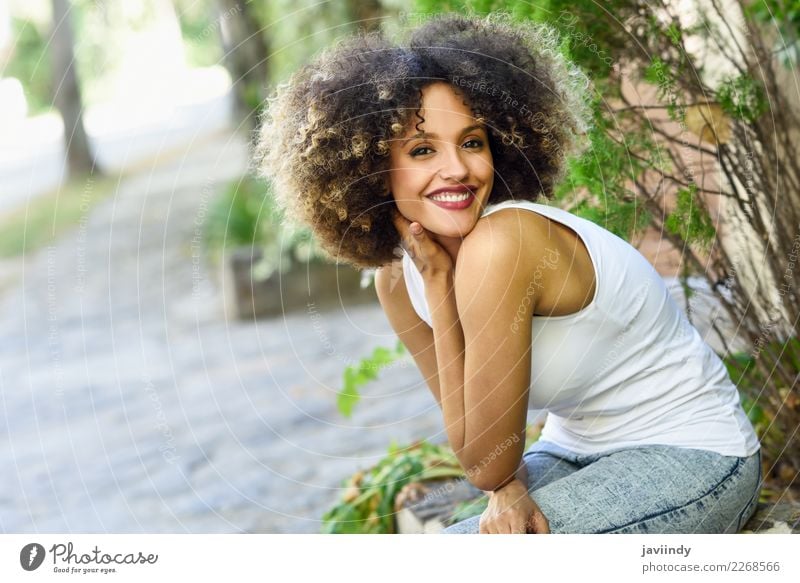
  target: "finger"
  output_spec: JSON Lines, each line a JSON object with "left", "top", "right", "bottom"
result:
{"left": 528, "top": 511, "right": 551, "bottom": 534}
{"left": 480, "top": 516, "right": 499, "bottom": 535}
{"left": 478, "top": 518, "right": 489, "bottom": 535}
{"left": 399, "top": 241, "right": 415, "bottom": 259}
{"left": 503, "top": 519, "right": 526, "bottom": 535}
{"left": 511, "top": 521, "right": 527, "bottom": 535}
{"left": 392, "top": 214, "right": 420, "bottom": 257}
{"left": 406, "top": 223, "right": 431, "bottom": 257}
{"left": 392, "top": 210, "right": 411, "bottom": 234}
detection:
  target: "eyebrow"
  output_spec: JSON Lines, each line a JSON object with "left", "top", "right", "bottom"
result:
{"left": 399, "top": 124, "right": 485, "bottom": 146}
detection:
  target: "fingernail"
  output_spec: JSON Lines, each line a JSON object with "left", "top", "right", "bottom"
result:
{"left": 411, "top": 223, "right": 422, "bottom": 236}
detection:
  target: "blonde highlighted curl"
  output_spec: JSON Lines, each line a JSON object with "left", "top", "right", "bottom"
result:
{"left": 254, "top": 11, "right": 592, "bottom": 269}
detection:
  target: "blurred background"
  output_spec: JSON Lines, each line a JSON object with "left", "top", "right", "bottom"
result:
{"left": 0, "top": 0, "right": 798, "bottom": 533}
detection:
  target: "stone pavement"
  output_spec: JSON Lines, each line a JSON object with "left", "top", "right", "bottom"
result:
{"left": 0, "top": 133, "right": 444, "bottom": 533}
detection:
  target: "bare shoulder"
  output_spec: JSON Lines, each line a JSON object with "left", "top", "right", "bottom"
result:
{"left": 465, "top": 205, "right": 596, "bottom": 317}
{"left": 460, "top": 206, "right": 554, "bottom": 268}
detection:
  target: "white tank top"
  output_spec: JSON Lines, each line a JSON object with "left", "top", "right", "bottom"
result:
{"left": 401, "top": 199, "right": 760, "bottom": 457}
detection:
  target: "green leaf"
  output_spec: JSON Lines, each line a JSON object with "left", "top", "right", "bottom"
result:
{"left": 717, "top": 75, "right": 768, "bottom": 123}
{"left": 666, "top": 23, "right": 682, "bottom": 46}
{"left": 664, "top": 185, "right": 716, "bottom": 249}
{"left": 336, "top": 341, "right": 409, "bottom": 417}
{"left": 337, "top": 366, "right": 361, "bottom": 418}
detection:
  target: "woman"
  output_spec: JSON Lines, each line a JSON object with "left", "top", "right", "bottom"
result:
{"left": 255, "top": 12, "right": 761, "bottom": 534}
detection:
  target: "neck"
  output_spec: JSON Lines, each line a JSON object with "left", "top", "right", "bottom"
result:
{"left": 431, "top": 233, "right": 463, "bottom": 266}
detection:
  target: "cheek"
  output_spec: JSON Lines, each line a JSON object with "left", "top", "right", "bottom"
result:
{"left": 478, "top": 151, "right": 494, "bottom": 177}
{"left": 389, "top": 167, "right": 426, "bottom": 200}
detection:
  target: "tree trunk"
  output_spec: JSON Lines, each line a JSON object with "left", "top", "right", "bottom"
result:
{"left": 50, "top": 0, "right": 93, "bottom": 173}
{"left": 216, "top": 0, "right": 270, "bottom": 130}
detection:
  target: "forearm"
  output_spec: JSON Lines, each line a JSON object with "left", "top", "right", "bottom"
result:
{"left": 424, "top": 272, "right": 468, "bottom": 452}
{"left": 425, "top": 272, "right": 526, "bottom": 492}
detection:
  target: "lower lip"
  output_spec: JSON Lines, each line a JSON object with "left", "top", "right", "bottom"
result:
{"left": 426, "top": 192, "right": 476, "bottom": 210}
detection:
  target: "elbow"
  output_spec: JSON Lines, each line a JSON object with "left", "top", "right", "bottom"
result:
{"left": 457, "top": 451, "right": 519, "bottom": 493}
{"left": 455, "top": 432, "right": 526, "bottom": 491}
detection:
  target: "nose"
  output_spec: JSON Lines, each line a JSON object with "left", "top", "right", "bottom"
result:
{"left": 437, "top": 142, "right": 469, "bottom": 182}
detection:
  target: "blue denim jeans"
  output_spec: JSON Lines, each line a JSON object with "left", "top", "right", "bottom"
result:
{"left": 442, "top": 439, "right": 762, "bottom": 534}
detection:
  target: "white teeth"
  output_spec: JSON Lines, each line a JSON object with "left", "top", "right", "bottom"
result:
{"left": 429, "top": 192, "right": 471, "bottom": 202}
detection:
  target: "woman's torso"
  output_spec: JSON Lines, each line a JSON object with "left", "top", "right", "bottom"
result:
{"left": 400, "top": 199, "right": 760, "bottom": 458}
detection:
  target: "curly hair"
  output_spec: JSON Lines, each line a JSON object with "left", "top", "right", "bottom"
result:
{"left": 254, "top": 11, "right": 592, "bottom": 269}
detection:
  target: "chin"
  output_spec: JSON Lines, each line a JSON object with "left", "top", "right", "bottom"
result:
{"left": 428, "top": 220, "right": 478, "bottom": 239}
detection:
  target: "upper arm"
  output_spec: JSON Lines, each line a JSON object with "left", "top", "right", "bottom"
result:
{"left": 454, "top": 211, "right": 540, "bottom": 483}
{"left": 374, "top": 261, "right": 442, "bottom": 407}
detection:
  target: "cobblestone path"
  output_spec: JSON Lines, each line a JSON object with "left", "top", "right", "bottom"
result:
{"left": 0, "top": 135, "right": 443, "bottom": 533}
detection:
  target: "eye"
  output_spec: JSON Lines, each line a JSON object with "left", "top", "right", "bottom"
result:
{"left": 409, "top": 146, "right": 433, "bottom": 157}
{"left": 463, "top": 138, "right": 484, "bottom": 149}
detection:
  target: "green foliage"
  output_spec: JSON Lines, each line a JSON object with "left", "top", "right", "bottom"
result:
{"left": 204, "top": 176, "right": 272, "bottom": 253}
{"left": 173, "top": 0, "right": 224, "bottom": 68}
{"left": 643, "top": 56, "right": 670, "bottom": 88}
{"left": 643, "top": 56, "right": 686, "bottom": 122}
{"left": 411, "top": 0, "right": 619, "bottom": 79}
{"left": 337, "top": 340, "right": 407, "bottom": 418}
{"left": 536, "top": 2, "right": 620, "bottom": 80}
{"left": 4, "top": 18, "right": 52, "bottom": 114}
{"left": 665, "top": 22, "right": 682, "bottom": 47}
{"left": 555, "top": 111, "right": 653, "bottom": 241}
{"left": 321, "top": 439, "right": 464, "bottom": 534}
{"left": 747, "top": 0, "right": 800, "bottom": 23}
{"left": 203, "top": 176, "right": 323, "bottom": 279}
{"left": 322, "top": 422, "right": 545, "bottom": 532}
{"left": 664, "top": 184, "right": 717, "bottom": 250}
{"left": 717, "top": 75, "right": 769, "bottom": 123}
{"left": 571, "top": 197, "right": 652, "bottom": 241}
{"left": 723, "top": 336, "right": 800, "bottom": 448}
{"left": 68, "top": 0, "right": 128, "bottom": 105}
{"left": 265, "top": 0, "right": 352, "bottom": 84}
{"left": 746, "top": 0, "right": 800, "bottom": 67}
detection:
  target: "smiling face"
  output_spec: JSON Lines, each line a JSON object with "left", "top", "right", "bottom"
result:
{"left": 388, "top": 82, "right": 494, "bottom": 241}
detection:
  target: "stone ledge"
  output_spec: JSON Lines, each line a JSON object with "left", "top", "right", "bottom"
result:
{"left": 396, "top": 479, "right": 800, "bottom": 534}
{"left": 741, "top": 501, "right": 800, "bottom": 534}
{"left": 395, "top": 478, "right": 483, "bottom": 534}
{"left": 224, "top": 247, "right": 376, "bottom": 320}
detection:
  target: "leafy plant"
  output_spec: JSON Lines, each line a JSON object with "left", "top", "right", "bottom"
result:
{"left": 723, "top": 337, "right": 800, "bottom": 499}
{"left": 717, "top": 74, "right": 769, "bottom": 123}
{"left": 173, "top": 0, "right": 224, "bottom": 68}
{"left": 337, "top": 340, "right": 407, "bottom": 417}
{"left": 664, "top": 184, "right": 717, "bottom": 251}
{"left": 4, "top": 17, "right": 53, "bottom": 115}
{"left": 745, "top": 0, "right": 800, "bottom": 67}
{"left": 322, "top": 423, "right": 547, "bottom": 533}
{"left": 204, "top": 176, "right": 271, "bottom": 252}
{"left": 203, "top": 175, "right": 324, "bottom": 279}
{"left": 321, "top": 439, "right": 464, "bottom": 534}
